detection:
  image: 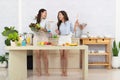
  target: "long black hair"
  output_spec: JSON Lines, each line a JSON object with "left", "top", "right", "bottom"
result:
{"left": 36, "top": 9, "right": 46, "bottom": 23}
{"left": 57, "top": 10, "right": 69, "bottom": 30}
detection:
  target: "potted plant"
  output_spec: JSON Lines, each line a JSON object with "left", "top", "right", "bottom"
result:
{"left": 112, "top": 40, "right": 120, "bottom": 68}
{"left": 1, "top": 26, "right": 19, "bottom": 46}
{"left": 0, "top": 52, "right": 9, "bottom": 68}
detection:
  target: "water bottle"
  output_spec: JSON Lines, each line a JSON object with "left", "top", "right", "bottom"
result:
{"left": 48, "top": 30, "right": 52, "bottom": 38}
{"left": 22, "top": 39, "right": 26, "bottom": 46}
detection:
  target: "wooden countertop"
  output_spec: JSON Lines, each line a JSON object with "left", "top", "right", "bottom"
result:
{"left": 5, "top": 45, "right": 88, "bottom": 50}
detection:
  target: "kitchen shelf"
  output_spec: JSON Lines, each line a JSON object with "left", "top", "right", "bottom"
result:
{"left": 89, "top": 53, "right": 108, "bottom": 55}
{"left": 80, "top": 38, "right": 112, "bottom": 69}
{"left": 89, "top": 62, "right": 109, "bottom": 66}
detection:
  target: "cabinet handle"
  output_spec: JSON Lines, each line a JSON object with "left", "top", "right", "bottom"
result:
{"left": 89, "top": 39, "right": 91, "bottom": 41}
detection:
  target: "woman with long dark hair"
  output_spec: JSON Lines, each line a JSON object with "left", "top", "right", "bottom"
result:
{"left": 56, "top": 10, "right": 74, "bottom": 76}
{"left": 34, "top": 8, "right": 50, "bottom": 76}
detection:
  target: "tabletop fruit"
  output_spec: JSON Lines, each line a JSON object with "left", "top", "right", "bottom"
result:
{"left": 47, "top": 42, "right": 52, "bottom": 45}
{"left": 40, "top": 42, "right": 44, "bottom": 45}
{"left": 44, "top": 42, "right": 48, "bottom": 45}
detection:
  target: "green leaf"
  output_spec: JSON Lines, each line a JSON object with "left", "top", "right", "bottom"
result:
{"left": 113, "top": 40, "right": 117, "bottom": 48}
{"left": 0, "top": 56, "right": 2, "bottom": 60}
{"left": 2, "top": 31, "right": 7, "bottom": 36}
{"left": 112, "top": 48, "right": 118, "bottom": 56}
{"left": 5, "top": 52, "right": 9, "bottom": 56}
{"left": 112, "top": 40, "right": 119, "bottom": 56}
{"left": 5, "top": 39, "right": 11, "bottom": 46}
{"left": 2, "top": 26, "right": 18, "bottom": 46}
{"left": 7, "top": 32, "right": 18, "bottom": 41}
{"left": 119, "top": 41, "right": 120, "bottom": 49}
{"left": 4, "top": 27, "right": 10, "bottom": 30}
{"left": 0, "top": 56, "right": 6, "bottom": 63}
{"left": 2, "top": 26, "right": 18, "bottom": 37}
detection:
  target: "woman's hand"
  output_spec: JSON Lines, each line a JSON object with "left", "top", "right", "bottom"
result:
{"left": 74, "top": 19, "right": 80, "bottom": 32}
{"left": 75, "top": 19, "right": 80, "bottom": 27}
{"left": 55, "top": 29, "right": 60, "bottom": 34}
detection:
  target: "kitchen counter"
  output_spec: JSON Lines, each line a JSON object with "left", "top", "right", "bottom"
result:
{"left": 46, "top": 38, "right": 80, "bottom": 69}
{"left": 5, "top": 45, "right": 88, "bottom": 80}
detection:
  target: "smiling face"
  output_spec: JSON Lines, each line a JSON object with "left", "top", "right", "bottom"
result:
{"left": 41, "top": 11, "right": 47, "bottom": 19}
{"left": 57, "top": 11, "right": 69, "bottom": 29}
{"left": 58, "top": 12, "right": 64, "bottom": 21}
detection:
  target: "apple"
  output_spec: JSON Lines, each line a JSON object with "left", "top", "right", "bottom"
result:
{"left": 44, "top": 42, "right": 48, "bottom": 45}
{"left": 47, "top": 42, "right": 52, "bottom": 45}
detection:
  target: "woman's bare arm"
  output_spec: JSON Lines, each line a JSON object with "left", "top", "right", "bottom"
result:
{"left": 74, "top": 19, "right": 80, "bottom": 32}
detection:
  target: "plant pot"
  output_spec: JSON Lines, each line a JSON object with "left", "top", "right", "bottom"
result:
{"left": 10, "top": 41, "right": 16, "bottom": 46}
{"left": 0, "top": 61, "right": 7, "bottom": 68}
{"left": 112, "top": 56, "right": 120, "bottom": 69}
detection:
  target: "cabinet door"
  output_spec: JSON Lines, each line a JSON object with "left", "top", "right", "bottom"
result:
{"left": 48, "top": 38, "right": 80, "bottom": 68}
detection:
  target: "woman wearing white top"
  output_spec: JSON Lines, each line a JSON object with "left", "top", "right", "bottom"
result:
{"left": 56, "top": 11, "right": 74, "bottom": 76}
{"left": 34, "top": 9, "right": 50, "bottom": 76}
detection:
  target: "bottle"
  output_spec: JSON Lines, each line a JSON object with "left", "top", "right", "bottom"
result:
{"left": 26, "top": 37, "right": 30, "bottom": 45}
{"left": 19, "top": 35, "right": 22, "bottom": 44}
{"left": 48, "top": 30, "right": 52, "bottom": 38}
{"left": 22, "top": 39, "right": 26, "bottom": 46}
{"left": 26, "top": 33, "right": 31, "bottom": 45}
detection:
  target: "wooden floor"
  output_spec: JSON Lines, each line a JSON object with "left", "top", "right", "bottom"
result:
{"left": 0, "top": 68, "right": 120, "bottom": 80}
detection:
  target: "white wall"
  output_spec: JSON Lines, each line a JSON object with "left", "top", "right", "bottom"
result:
{"left": 0, "top": 0, "right": 18, "bottom": 54}
{"left": 116, "top": 0, "right": 120, "bottom": 41}
{"left": 0, "top": 0, "right": 116, "bottom": 55}
{"left": 21, "top": 0, "right": 115, "bottom": 37}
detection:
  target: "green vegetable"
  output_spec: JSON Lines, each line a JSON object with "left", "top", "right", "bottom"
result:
{"left": 29, "top": 23, "right": 41, "bottom": 32}
{"left": 52, "top": 35, "right": 58, "bottom": 38}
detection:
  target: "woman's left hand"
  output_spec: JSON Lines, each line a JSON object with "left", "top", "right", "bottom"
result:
{"left": 55, "top": 29, "right": 60, "bottom": 34}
